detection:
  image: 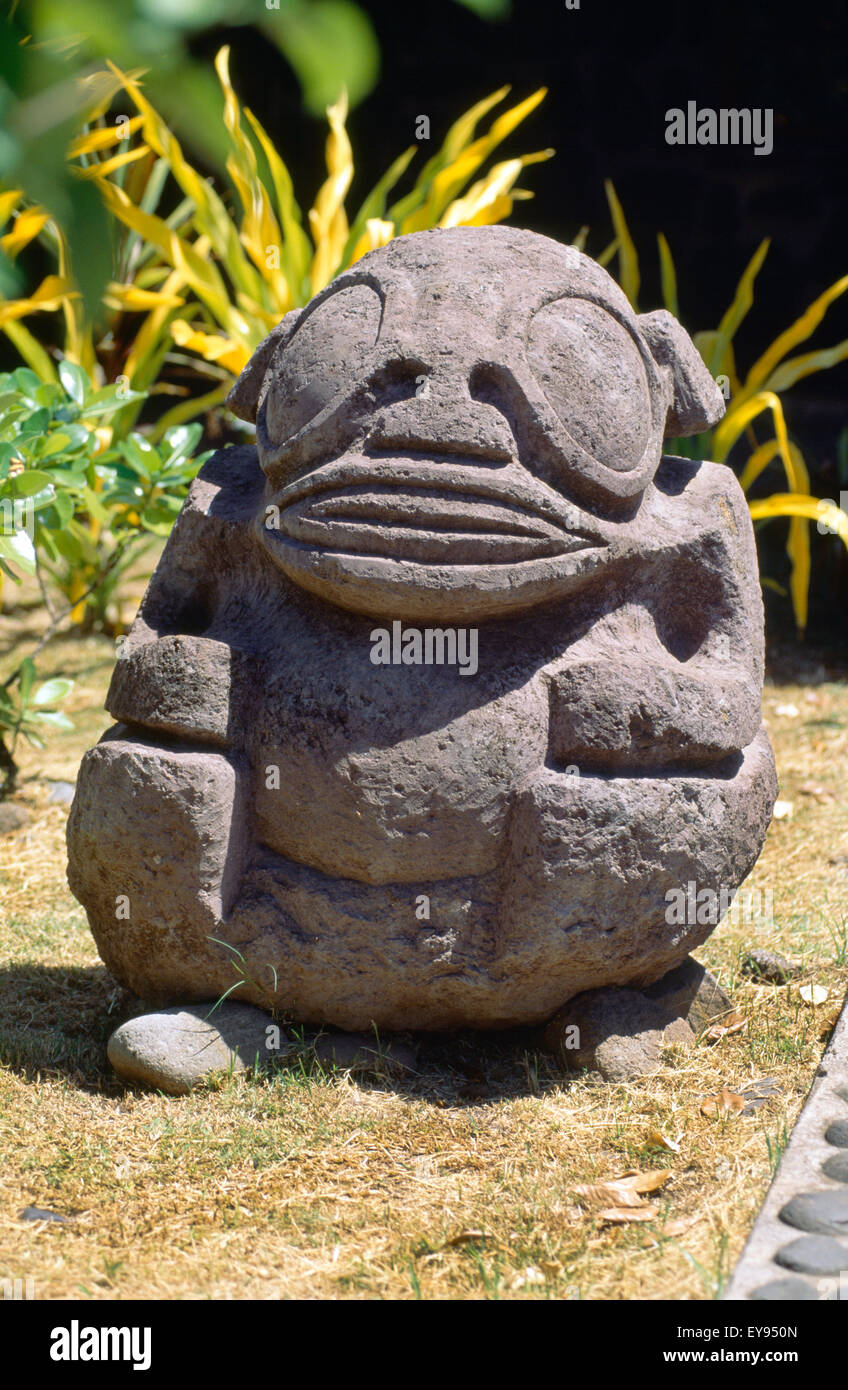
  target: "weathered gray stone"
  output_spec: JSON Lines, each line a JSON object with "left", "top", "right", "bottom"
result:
{"left": 775, "top": 1235, "right": 848, "bottom": 1275}
{"left": 543, "top": 986, "right": 694, "bottom": 1080}
{"left": 19, "top": 1206, "right": 69, "bottom": 1223}
{"left": 67, "top": 226, "right": 776, "bottom": 1032}
{"left": 742, "top": 948, "right": 799, "bottom": 984}
{"left": 643, "top": 957, "right": 733, "bottom": 1034}
{"left": 822, "top": 1153, "right": 848, "bottom": 1183}
{"left": 780, "top": 1190, "right": 848, "bottom": 1238}
{"left": 749, "top": 1278, "right": 818, "bottom": 1301}
{"left": 107, "top": 1003, "right": 276, "bottom": 1094}
{"left": 824, "top": 1119, "right": 848, "bottom": 1147}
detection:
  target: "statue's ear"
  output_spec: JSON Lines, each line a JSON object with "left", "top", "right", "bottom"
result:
{"left": 225, "top": 308, "right": 302, "bottom": 424}
{"left": 638, "top": 308, "right": 726, "bottom": 437}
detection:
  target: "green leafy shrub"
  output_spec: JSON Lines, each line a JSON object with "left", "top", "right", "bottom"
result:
{"left": 0, "top": 362, "right": 208, "bottom": 627}
{"left": 0, "top": 657, "right": 73, "bottom": 796}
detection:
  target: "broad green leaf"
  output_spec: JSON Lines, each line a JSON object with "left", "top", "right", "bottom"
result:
{"left": 31, "top": 678, "right": 74, "bottom": 706}
{"left": 9, "top": 469, "right": 53, "bottom": 497}
{"left": 27, "top": 710, "right": 74, "bottom": 730}
{"left": 261, "top": 1, "right": 380, "bottom": 116}
{"left": 58, "top": 359, "right": 89, "bottom": 405}
{"left": 0, "top": 527, "right": 36, "bottom": 574}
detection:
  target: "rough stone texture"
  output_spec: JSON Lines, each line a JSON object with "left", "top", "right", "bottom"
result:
{"left": 107, "top": 1003, "right": 275, "bottom": 1095}
{"left": 724, "top": 992, "right": 848, "bottom": 1300}
{"left": 774, "top": 1235, "right": 848, "bottom": 1275}
{"left": 642, "top": 957, "right": 733, "bottom": 1034}
{"left": 542, "top": 986, "right": 694, "bottom": 1081}
{"left": 741, "top": 948, "right": 799, "bottom": 984}
{"left": 67, "top": 226, "right": 777, "bottom": 1032}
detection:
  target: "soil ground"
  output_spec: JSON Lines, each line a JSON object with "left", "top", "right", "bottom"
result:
{"left": 1, "top": 598, "right": 846, "bottom": 1300}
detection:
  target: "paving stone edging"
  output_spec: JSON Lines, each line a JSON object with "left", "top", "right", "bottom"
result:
{"left": 723, "top": 992, "right": 848, "bottom": 1300}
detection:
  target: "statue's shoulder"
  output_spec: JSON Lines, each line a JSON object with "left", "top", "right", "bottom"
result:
{"left": 654, "top": 453, "right": 754, "bottom": 536}
{"left": 185, "top": 443, "right": 265, "bottom": 524}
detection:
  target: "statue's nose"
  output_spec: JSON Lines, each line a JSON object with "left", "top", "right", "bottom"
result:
{"left": 369, "top": 368, "right": 515, "bottom": 461}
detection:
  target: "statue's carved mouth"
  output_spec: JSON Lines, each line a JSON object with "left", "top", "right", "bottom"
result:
{"left": 271, "top": 455, "right": 604, "bottom": 565}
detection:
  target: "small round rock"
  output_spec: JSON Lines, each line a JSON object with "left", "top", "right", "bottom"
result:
{"left": 749, "top": 1277, "right": 818, "bottom": 1300}
{"left": 775, "top": 1234, "right": 848, "bottom": 1275}
{"left": 741, "top": 948, "right": 799, "bottom": 984}
{"left": 822, "top": 1152, "right": 848, "bottom": 1183}
{"left": 779, "top": 1189, "right": 848, "bottom": 1238}
{"left": 107, "top": 1002, "right": 277, "bottom": 1095}
{"left": 824, "top": 1119, "right": 848, "bottom": 1148}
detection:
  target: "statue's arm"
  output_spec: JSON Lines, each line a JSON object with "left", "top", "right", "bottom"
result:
{"left": 106, "top": 445, "right": 266, "bottom": 748}
{"left": 548, "top": 462, "right": 765, "bottom": 769}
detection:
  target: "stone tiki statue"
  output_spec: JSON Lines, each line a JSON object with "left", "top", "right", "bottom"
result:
{"left": 67, "top": 227, "right": 777, "bottom": 1032}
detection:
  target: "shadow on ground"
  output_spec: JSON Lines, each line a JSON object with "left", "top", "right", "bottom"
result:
{"left": 0, "top": 959, "right": 569, "bottom": 1103}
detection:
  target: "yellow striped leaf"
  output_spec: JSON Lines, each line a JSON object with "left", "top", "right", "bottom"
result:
{"left": 708, "top": 239, "right": 770, "bottom": 376}
{"left": 74, "top": 146, "right": 150, "bottom": 179}
{"left": 604, "top": 180, "right": 640, "bottom": 311}
{"left": 1, "top": 207, "right": 50, "bottom": 258}
{"left": 766, "top": 340, "right": 848, "bottom": 394}
{"left": 350, "top": 218, "right": 395, "bottom": 264}
{"left": 308, "top": 92, "right": 353, "bottom": 296}
{"left": 170, "top": 319, "right": 249, "bottom": 374}
{"left": 745, "top": 274, "right": 848, "bottom": 393}
{"left": 657, "top": 232, "right": 678, "bottom": 318}
{"left": 68, "top": 117, "right": 145, "bottom": 157}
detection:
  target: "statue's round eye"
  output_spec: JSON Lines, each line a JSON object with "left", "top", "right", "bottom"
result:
{"left": 266, "top": 283, "right": 382, "bottom": 440}
{"left": 526, "top": 298, "right": 651, "bottom": 472}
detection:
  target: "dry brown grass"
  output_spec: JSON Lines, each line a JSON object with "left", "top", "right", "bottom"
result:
{"left": 0, "top": 615, "right": 846, "bottom": 1300}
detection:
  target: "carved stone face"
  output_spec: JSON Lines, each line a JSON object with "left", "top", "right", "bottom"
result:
{"left": 228, "top": 226, "right": 725, "bottom": 620}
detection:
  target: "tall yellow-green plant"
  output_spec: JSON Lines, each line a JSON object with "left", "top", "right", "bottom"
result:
{"left": 72, "top": 47, "right": 552, "bottom": 423}
{"left": 604, "top": 181, "right": 848, "bottom": 635}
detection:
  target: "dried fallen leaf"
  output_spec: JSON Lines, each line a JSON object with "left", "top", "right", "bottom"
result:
{"left": 573, "top": 1182, "right": 647, "bottom": 1208}
{"left": 573, "top": 1169, "right": 673, "bottom": 1207}
{"left": 660, "top": 1214, "right": 702, "bottom": 1238}
{"left": 820, "top": 1007, "right": 842, "bottom": 1038}
{"left": 640, "top": 1213, "right": 701, "bottom": 1247}
{"left": 598, "top": 1205, "right": 659, "bottom": 1224}
{"left": 700, "top": 1089, "right": 745, "bottom": 1118}
{"left": 800, "top": 984, "right": 829, "bottom": 1006}
{"left": 645, "top": 1129, "right": 681, "bottom": 1154}
{"left": 625, "top": 1169, "right": 674, "bottom": 1194}
{"left": 773, "top": 800, "right": 794, "bottom": 819}
{"left": 444, "top": 1229, "right": 487, "bottom": 1247}
{"left": 704, "top": 1011, "right": 747, "bottom": 1043}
